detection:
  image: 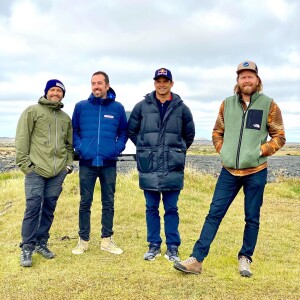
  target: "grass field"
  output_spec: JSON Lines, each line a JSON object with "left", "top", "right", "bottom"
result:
{"left": 0, "top": 169, "right": 299, "bottom": 299}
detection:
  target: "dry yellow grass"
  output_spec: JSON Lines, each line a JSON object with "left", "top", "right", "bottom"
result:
{"left": 0, "top": 169, "right": 299, "bottom": 299}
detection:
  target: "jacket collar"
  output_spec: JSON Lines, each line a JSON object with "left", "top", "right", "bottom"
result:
{"left": 88, "top": 87, "right": 116, "bottom": 105}
{"left": 38, "top": 96, "right": 64, "bottom": 110}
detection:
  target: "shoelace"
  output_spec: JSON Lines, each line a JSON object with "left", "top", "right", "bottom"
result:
{"left": 168, "top": 248, "right": 178, "bottom": 257}
{"left": 148, "top": 246, "right": 159, "bottom": 253}
{"left": 109, "top": 239, "right": 119, "bottom": 248}
{"left": 182, "top": 256, "right": 197, "bottom": 264}
{"left": 21, "top": 250, "right": 31, "bottom": 258}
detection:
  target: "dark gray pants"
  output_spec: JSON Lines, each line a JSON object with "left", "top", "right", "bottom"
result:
{"left": 20, "top": 170, "right": 67, "bottom": 249}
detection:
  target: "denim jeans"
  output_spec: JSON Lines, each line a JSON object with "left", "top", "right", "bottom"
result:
{"left": 192, "top": 167, "right": 267, "bottom": 262}
{"left": 144, "top": 190, "right": 181, "bottom": 247}
{"left": 78, "top": 165, "right": 116, "bottom": 240}
{"left": 20, "top": 170, "right": 67, "bottom": 249}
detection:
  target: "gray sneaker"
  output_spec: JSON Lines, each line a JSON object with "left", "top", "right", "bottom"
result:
{"left": 35, "top": 243, "right": 55, "bottom": 259}
{"left": 164, "top": 245, "right": 180, "bottom": 262}
{"left": 238, "top": 256, "right": 252, "bottom": 277}
{"left": 144, "top": 244, "right": 161, "bottom": 261}
{"left": 20, "top": 246, "right": 33, "bottom": 267}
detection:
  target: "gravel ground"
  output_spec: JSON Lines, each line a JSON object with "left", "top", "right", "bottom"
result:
{"left": 2, "top": 155, "right": 299, "bottom": 182}
{"left": 118, "top": 155, "right": 300, "bottom": 182}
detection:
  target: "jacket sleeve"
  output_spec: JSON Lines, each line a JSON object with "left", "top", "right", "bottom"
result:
{"left": 116, "top": 106, "right": 128, "bottom": 154}
{"left": 212, "top": 101, "right": 225, "bottom": 153}
{"left": 66, "top": 118, "right": 74, "bottom": 166}
{"left": 128, "top": 102, "right": 142, "bottom": 146}
{"left": 182, "top": 105, "right": 195, "bottom": 149}
{"left": 261, "top": 100, "right": 286, "bottom": 156}
{"left": 15, "top": 108, "right": 35, "bottom": 174}
{"left": 71, "top": 103, "right": 82, "bottom": 153}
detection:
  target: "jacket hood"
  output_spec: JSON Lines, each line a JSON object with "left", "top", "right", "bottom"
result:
{"left": 88, "top": 87, "right": 116, "bottom": 105}
{"left": 38, "top": 96, "right": 64, "bottom": 110}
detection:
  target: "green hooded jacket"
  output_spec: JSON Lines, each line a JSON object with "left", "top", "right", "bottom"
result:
{"left": 15, "top": 97, "right": 73, "bottom": 178}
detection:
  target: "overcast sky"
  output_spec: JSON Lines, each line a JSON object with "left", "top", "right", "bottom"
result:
{"left": 0, "top": 0, "right": 299, "bottom": 142}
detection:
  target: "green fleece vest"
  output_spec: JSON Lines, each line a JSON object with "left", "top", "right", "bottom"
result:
{"left": 220, "top": 92, "right": 272, "bottom": 169}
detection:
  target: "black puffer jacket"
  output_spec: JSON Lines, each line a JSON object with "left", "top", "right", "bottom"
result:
{"left": 128, "top": 91, "right": 195, "bottom": 191}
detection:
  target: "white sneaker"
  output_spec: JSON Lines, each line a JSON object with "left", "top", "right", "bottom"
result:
{"left": 72, "top": 238, "right": 89, "bottom": 255}
{"left": 238, "top": 256, "right": 252, "bottom": 277}
{"left": 101, "top": 237, "right": 123, "bottom": 255}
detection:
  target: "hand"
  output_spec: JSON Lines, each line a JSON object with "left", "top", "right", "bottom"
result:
{"left": 66, "top": 165, "right": 74, "bottom": 174}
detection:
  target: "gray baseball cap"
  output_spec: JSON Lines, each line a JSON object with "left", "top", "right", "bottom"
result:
{"left": 236, "top": 61, "right": 258, "bottom": 74}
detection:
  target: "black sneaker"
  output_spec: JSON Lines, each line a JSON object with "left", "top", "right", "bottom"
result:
{"left": 20, "top": 246, "right": 33, "bottom": 267}
{"left": 144, "top": 244, "right": 161, "bottom": 260}
{"left": 164, "top": 245, "right": 180, "bottom": 262}
{"left": 35, "top": 243, "right": 55, "bottom": 259}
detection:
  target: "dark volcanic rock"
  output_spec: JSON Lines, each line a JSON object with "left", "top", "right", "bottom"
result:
{"left": 117, "top": 155, "right": 300, "bottom": 182}
{"left": 1, "top": 155, "right": 299, "bottom": 182}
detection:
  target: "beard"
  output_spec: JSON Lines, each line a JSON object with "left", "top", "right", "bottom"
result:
{"left": 93, "top": 89, "right": 107, "bottom": 98}
{"left": 240, "top": 84, "right": 258, "bottom": 95}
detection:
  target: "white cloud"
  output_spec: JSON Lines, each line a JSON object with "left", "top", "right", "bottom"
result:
{"left": 0, "top": 0, "right": 299, "bottom": 143}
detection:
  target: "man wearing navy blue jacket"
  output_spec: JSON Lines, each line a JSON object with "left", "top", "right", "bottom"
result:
{"left": 128, "top": 68, "right": 195, "bottom": 262}
{"left": 71, "top": 71, "right": 128, "bottom": 255}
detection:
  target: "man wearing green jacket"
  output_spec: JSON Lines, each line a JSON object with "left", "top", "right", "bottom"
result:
{"left": 15, "top": 79, "right": 73, "bottom": 267}
{"left": 174, "top": 61, "right": 285, "bottom": 277}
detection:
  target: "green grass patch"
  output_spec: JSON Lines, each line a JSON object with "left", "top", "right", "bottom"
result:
{"left": 0, "top": 169, "right": 299, "bottom": 299}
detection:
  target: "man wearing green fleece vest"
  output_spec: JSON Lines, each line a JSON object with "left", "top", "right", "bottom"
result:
{"left": 174, "top": 60, "right": 285, "bottom": 277}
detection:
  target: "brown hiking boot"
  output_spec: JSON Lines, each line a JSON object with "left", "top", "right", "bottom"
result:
{"left": 173, "top": 256, "right": 202, "bottom": 274}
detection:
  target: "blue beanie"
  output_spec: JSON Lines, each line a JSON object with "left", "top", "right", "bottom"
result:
{"left": 44, "top": 79, "right": 66, "bottom": 97}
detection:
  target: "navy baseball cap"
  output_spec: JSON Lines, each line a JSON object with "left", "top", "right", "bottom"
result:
{"left": 153, "top": 68, "right": 173, "bottom": 81}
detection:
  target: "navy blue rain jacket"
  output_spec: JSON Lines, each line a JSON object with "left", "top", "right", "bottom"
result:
{"left": 72, "top": 88, "right": 128, "bottom": 167}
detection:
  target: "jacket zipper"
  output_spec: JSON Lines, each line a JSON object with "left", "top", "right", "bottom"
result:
{"left": 97, "top": 105, "right": 102, "bottom": 165}
{"left": 235, "top": 98, "right": 252, "bottom": 168}
{"left": 161, "top": 100, "right": 179, "bottom": 175}
{"left": 54, "top": 111, "right": 57, "bottom": 175}
{"left": 48, "top": 124, "right": 51, "bottom": 145}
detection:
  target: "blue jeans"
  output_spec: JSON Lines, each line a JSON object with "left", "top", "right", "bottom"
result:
{"left": 20, "top": 170, "right": 67, "bottom": 249}
{"left": 78, "top": 165, "right": 116, "bottom": 241}
{"left": 144, "top": 190, "right": 181, "bottom": 247}
{"left": 192, "top": 167, "right": 267, "bottom": 262}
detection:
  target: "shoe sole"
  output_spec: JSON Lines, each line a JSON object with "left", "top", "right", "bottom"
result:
{"left": 100, "top": 247, "right": 123, "bottom": 255}
{"left": 164, "top": 254, "right": 180, "bottom": 262}
{"left": 144, "top": 253, "right": 161, "bottom": 261}
{"left": 35, "top": 251, "right": 55, "bottom": 259}
{"left": 20, "top": 261, "right": 32, "bottom": 267}
{"left": 72, "top": 251, "right": 86, "bottom": 255}
{"left": 173, "top": 263, "right": 201, "bottom": 274}
{"left": 240, "top": 270, "right": 252, "bottom": 277}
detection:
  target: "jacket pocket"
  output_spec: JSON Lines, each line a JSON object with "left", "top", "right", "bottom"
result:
{"left": 79, "top": 138, "right": 96, "bottom": 160}
{"left": 246, "top": 109, "right": 263, "bottom": 131}
{"left": 168, "top": 148, "right": 185, "bottom": 172}
{"left": 136, "top": 148, "right": 153, "bottom": 173}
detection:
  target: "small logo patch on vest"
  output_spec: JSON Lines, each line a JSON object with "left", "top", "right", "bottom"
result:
{"left": 104, "top": 115, "right": 114, "bottom": 119}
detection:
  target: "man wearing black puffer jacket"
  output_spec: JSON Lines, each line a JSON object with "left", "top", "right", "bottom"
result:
{"left": 128, "top": 68, "right": 195, "bottom": 262}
